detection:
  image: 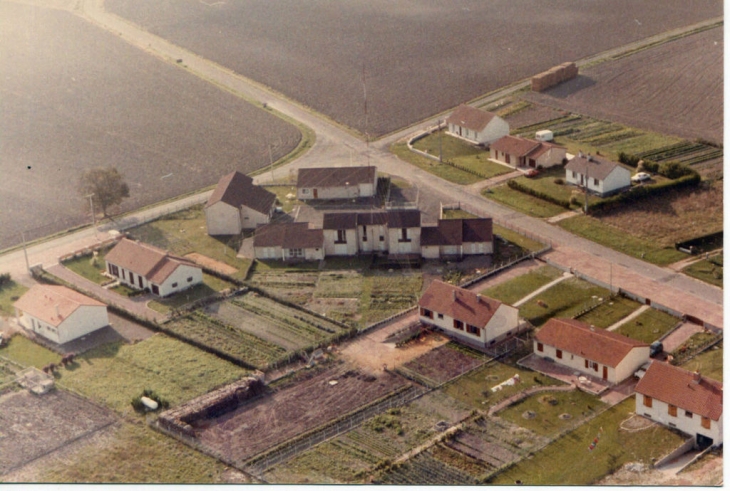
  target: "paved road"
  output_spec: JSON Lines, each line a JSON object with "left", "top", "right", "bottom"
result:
{"left": 0, "top": 2, "right": 721, "bottom": 330}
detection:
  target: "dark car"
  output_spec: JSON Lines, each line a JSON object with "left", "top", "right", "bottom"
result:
{"left": 525, "top": 169, "right": 540, "bottom": 178}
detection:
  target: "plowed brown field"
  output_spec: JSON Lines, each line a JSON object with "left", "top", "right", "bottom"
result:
{"left": 106, "top": 0, "right": 721, "bottom": 137}
{"left": 525, "top": 27, "right": 723, "bottom": 143}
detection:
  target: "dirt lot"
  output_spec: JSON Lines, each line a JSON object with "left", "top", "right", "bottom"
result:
{"left": 106, "top": 0, "right": 720, "bottom": 137}
{"left": 0, "top": 1, "right": 300, "bottom": 249}
{"left": 0, "top": 389, "right": 116, "bottom": 475}
{"left": 194, "top": 364, "right": 410, "bottom": 464}
{"left": 597, "top": 452, "right": 723, "bottom": 486}
{"left": 525, "top": 27, "right": 723, "bottom": 143}
{"left": 400, "top": 344, "right": 486, "bottom": 386}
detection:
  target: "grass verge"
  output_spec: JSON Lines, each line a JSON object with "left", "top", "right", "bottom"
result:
{"left": 681, "top": 342, "right": 722, "bottom": 381}
{"left": 0, "top": 334, "right": 60, "bottom": 369}
{"left": 574, "top": 295, "right": 642, "bottom": 329}
{"left": 391, "top": 141, "right": 483, "bottom": 185}
{"left": 484, "top": 185, "right": 568, "bottom": 218}
{"left": 682, "top": 255, "right": 723, "bottom": 288}
{"left": 493, "top": 225, "right": 547, "bottom": 253}
{"left": 0, "top": 280, "right": 29, "bottom": 316}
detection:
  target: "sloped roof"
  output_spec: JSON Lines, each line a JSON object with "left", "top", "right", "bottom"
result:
{"left": 253, "top": 222, "right": 324, "bottom": 250}
{"left": 205, "top": 171, "right": 276, "bottom": 215}
{"left": 636, "top": 361, "right": 722, "bottom": 421}
{"left": 105, "top": 238, "right": 199, "bottom": 284}
{"left": 535, "top": 318, "right": 648, "bottom": 368}
{"left": 386, "top": 209, "right": 421, "bottom": 228}
{"left": 565, "top": 154, "right": 629, "bottom": 181}
{"left": 322, "top": 213, "right": 358, "bottom": 230}
{"left": 14, "top": 284, "right": 105, "bottom": 328}
{"left": 490, "top": 135, "right": 541, "bottom": 157}
{"left": 446, "top": 104, "right": 500, "bottom": 133}
{"left": 297, "top": 166, "right": 376, "bottom": 188}
{"left": 421, "top": 218, "right": 493, "bottom": 246}
{"left": 419, "top": 280, "right": 506, "bottom": 328}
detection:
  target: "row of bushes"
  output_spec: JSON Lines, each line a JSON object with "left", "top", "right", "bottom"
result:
{"left": 507, "top": 179, "right": 570, "bottom": 209}
{"left": 618, "top": 152, "right": 698, "bottom": 179}
{"left": 588, "top": 172, "right": 701, "bottom": 214}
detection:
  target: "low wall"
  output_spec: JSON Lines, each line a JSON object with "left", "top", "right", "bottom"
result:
{"left": 654, "top": 436, "right": 696, "bottom": 468}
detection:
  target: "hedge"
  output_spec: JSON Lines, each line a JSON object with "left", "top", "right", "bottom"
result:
{"left": 588, "top": 172, "right": 701, "bottom": 214}
{"left": 507, "top": 179, "right": 571, "bottom": 209}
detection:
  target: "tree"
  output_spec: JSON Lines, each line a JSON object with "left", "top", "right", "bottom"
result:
{"left": 78, "top": 167, "right": 130, "bottom": 218}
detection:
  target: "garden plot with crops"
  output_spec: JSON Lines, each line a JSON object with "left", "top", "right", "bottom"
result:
{"left": 397, "top": 343, "right": 488, "bottom": 388}
{"left": 248, "top": 270, "right": 319, "bottom": 305}
{"left": 193, "top": 365, "right": 411, "bottom": 466}
{"left": 379, "top": 451, "right": 477, "bottom": 485}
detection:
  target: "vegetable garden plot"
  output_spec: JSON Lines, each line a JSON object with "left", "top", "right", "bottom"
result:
{"left": 193, "top": 367, "right": 410, "bottom": 465}
{"left": 314, "top": 271, "right": 363, "bottom": 299}
{"left": 360, "top": 273, "right": 423, "bottom": 325}
{"left": 398, "top": 343, "right": 487, "bottom": 388}
{"left": 379, "top": 452, "right": 476, "bottom": 485}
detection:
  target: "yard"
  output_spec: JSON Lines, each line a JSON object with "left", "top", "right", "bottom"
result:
{"left": 0, "top": 334, "right": 60, "bottom": 369}
{"left": 62, "top": 249, "right": 113, "bottom": 285}
{"left": 518, "top": 277, "right": 610, "bottom": 327}
{"left": 391, "top": 141, "right": 483, "bottom": 185}
{"left": 574, "top": 295, "right": 643, "bottom": 329}
{"left": 55, "top": 333, "right": 249, "bottom": 415}
{"left": 493, "top": 225, "right": 548, "bottom": 254}
{"left": 0, "top": 278, "right": 28, "bottom": 317}
{"left": 682, "top": 254, "right": 723, "bottom": 288}
{"left": 681, "top": 342, "right": 722, "bottom": 382}
{"left": 481, "top": 265, "right": 564, "bottom": 306}
{"left": 484, "top": 185, "right": 569, "bottom": 218}
{"left": 397, "top": 343, "right": 489, "bottom": 388}
{"left": 127, "top": 205, "right": 252, "bottom": 280}
{"left": 359, "top": 272, "right": 423, "bottom": 326}
{"left": 147, "top": 274, "right": 236, "bottom": 313}
{"left": 614, "top": 308, "right": 679, "bottom": 344}
{"left": 490, "top": 398, "right": 687, "bottom": 485}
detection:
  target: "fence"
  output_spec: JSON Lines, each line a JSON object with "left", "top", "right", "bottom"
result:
{"left": 98, "top": 195, "right": 210, "bottom": 235}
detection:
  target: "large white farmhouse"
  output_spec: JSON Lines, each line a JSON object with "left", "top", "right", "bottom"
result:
{"left": 445, "top": 104, "right": 509, "bottom": 145}
{"left": 105, "top": 238, "right": 203, "bottom": 297}
{"left": 205, "top": 171, "right": 276, "bottom": 235}
{"left": 534, "top": 318, "right": 649, "bottom": 385}
{"left": 635, "top": 361, "right": 722, "bottom": 448}
{"left": 419, "top": 280, "right": 520, "bottom": 348}
{"left": 14, "top": 284, "right": 109, "bottom": 344}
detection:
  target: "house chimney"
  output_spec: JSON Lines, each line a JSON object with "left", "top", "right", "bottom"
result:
{"left": 452, "top": 290, "right": 457, "bottom": 302}
{"left": 476, "top": 294, "right": 482, "bottom": 303}
{"left": 578, "top": 150, "right": 584, "bottom": 159}
{"left": 693, "top": 371, "right": 701, "bottom": 384}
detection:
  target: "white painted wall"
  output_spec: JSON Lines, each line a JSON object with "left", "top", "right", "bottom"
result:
{"left": 323, "top": 229, "right": 358, "bottom": 256}
{"left": 359, "top": 224, "right": 387, "bottom": 253}
{"left": 419, "top": 302, "right": 519, "bottom": 347}
{"left": 566, "top": 165, "right": 631, "bottom": 196}
{"left": 535, "top": 147, "right": 566, "bottom": 168}
{"left": 240, "top": 205, "right": 271, "bottom": 230}
{"left": 157, "top": 264, "right": 204, "bottom": 297}
{"left": 421, "top": 245, "right": 440, "bottom": 259}
{"left": 534, "top": 341, "right": 648, "bottom": 384}
{"left": 635, "top": 393, "right": 723, "bottom": 445}
{"left": 387, "top": 227, "right": 421, "bottom": 254}
{"left": 17, "top": 305, "right": 109, "bottom": 344}
{"left": 205, "top": 202, "right": 241, "bottom": 236}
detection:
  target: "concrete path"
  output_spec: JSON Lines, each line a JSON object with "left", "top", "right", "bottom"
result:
{"left": 546, "top": 210, "right": 580, "bottom": 224}
{"left": 657, "top": 449, "right": 703, "bottom": 476}
{"left": 667, "top": 249, "right": 723, "bottom": 272}
{"left": 605, "top": 305, "right": 650, "bottom": 332}
{"left": 513, "top": 272, "right": 572, "bottom": 307}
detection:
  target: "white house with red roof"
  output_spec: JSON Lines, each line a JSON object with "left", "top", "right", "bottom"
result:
{"left": 205, "top": 171, "right": 276, "bottom": 235}
{"left": 534, "top": 318, "right": 649, "bottom": 384}
{"left": 418, "top": 280, "right": 519, "bottom": 348}
{"left": 445, "top": 105, "right": 509, "bottom": 145}
{"left": 14, "top": 285, "right": 109, "bottom": 344}
{"left": 489, "top": 135, "right": 566, "bottom": 169}
{"left": 105, "top": 238, "right": 203, "bottom": 297}
{"left": 635, "top": 362, "right": 722, "bottom": 448}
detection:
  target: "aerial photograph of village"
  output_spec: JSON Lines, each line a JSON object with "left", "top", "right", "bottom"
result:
{"left": 0, "top": 0, "right": 723, "bottom": 485}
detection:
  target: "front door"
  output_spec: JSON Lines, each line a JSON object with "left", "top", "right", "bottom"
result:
{"left": 313, "top": 188, "right": 318, "bottom": 199}
{"left": 602, "top": 366, "right": 608, "bottom": 380}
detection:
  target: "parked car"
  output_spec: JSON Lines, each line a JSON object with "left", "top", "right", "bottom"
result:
{"left": 649, "top": 341, "right": 664, "bottom": 357}
{"left": 634, "top": 361, "right": 652, "bottom": 379}
{"left": 525, "top": 169, "right": 540, "bottom": 178}
{"left": 631, "top": 172, "right": 651, "bottom": 183}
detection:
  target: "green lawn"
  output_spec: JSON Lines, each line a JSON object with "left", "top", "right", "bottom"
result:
{"left": 391, "top": 142, "right": 483, "bottom": 185}
{"left": 519, "top": 277, "right": 610, "bottom": 327}
{"left": 265, "top": 184, "right": 302, "bottom": 213}
{"left": 493, "top": 225, "right": 548, "bottom": 253}
{"left": 147, "top": 274, "right": 236, "bottom": 313}
{"left": 615, "top": 308, "right": 679, "bottom": 343}
{"left": 484, "top": 185, "right": 568, "bottom": 218}
{"left": 442, "top": 208, "right": 479, "bottom": 219}
{"left": 57, "top": 333, "right": 248, "bottom": 415}
{"left": 498, "top": 389, "right": 604, "bottom": 437}
{"left": 62, "top": 250, "right": 112, "bottom": 285}
{"left": 558, "top": 215, "right": 686, "bottom": 266}
{"left": 128, "top": 205, "right": 251, "bottom": 280}
{"left": 682, "top": 342, "right": 722, "bottom": 381}
{"left": 682, "top": 255, "right": 723, "bottom": 288}
{"left": 490, "top": 398, "right": 687, "bottom": 485}
{"left": 442, "top": 361, "right": 562, "bottom": 412}
{"left": 40, "top": 423, "right": 237, "bottom": 483}
{"left": 413, "top": 130, "right": 513, "bottom": 179}
{"left": 0, "top": 279, "right": 29, "bottom": 316}
{"left": 481, "top": 265, "right": 564, "bottom": 305}
{"left": 510, "top": 167, "right": 581, "bottom": 207}
{"left": 671, "top": 332, "right": 718, "bottom": 359}
{"left": 0, "top": 334, "right": 60, "bottom": 368}
{"left": 575, "top": 295, "right": 643, "bottom": 329}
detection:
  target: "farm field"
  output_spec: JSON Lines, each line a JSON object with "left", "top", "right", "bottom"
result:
{"left": 0, "top": 389, "right": 116, "bottom": 476}
{"left": 106, "top": 0, "right": 720, "bottom": 137}
{"left": 56, "top": 333, "right": 249, "bottom": 414}
{"left": 489, "top": 398, "right": 687, "bottom": 485}
{"left": 0, "top": 1, "right": 300, "bottom": 250}
{"left": 525, "top": 27, "right": 723, "bottom": 144}
{"left": 194, "top": 365, "right": 411, "bottom": 465}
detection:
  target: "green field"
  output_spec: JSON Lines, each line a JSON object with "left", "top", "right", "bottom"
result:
{"left": 558, "top": 215, "right": 686, "bottom": 266}
{"left": 128, "top": 205, "right": 251, "bottom": 280}
{"left": 0, "top": 279, "right": 28, "bottom": 316}
{"left": 62, "top": 250, "right": 112, "bottom": 284}
{"left": 57, "top": 333, "right": 248, "bottom": 414}
{"left": 493, "top": 225, "right": 548, "bottom": 254}
{"left": 615, "top": 308, "right": 679, "bottom": 343}
{"left": 0, "top": 334, "right": 60, "bottom": 369}
{"left": 490, "top": 398, "right": 686, "bottom": 485}
{"left": 40, "top": 423, "right": 238, "bottom": 483}
{"left": 574, "top": 295, "right": 643, "bottom": 329}
{"left": 682, "top": 255, "right": 723, "bottom": 288}
{"left": 518, "top": 277, "right": 610, "bottom": 327}
{"left": 482, "top": 265, "right": 564, "bottom": 305}
{"left": 484, "top": 185, "right": 568, "bottom": 218}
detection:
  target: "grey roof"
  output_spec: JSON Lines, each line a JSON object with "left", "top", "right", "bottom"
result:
{"left": 253, "top": 222, "right": 323, "bottom": 249}
{"left": 205, "top": 171, "right": 276, "bottom": 215}
{"left": 445, "top": 104, "right": 500, "bottom": 132}
{"left": 323, "top": 213, "right": 358, "bottom": 230}
{"left": 565, "top": 154, "right": 628, "bottom": 181}
{"left": 297, "top": 166, "right": 376, "bottom": 188}
{"left": 322, "top": 210, "right": 419, "bottom": 230}
{"left": 421, "top": 218, "right": 492, "bottom": 246}
{"left": 386, "top": 209, "right": 421, "bottom": 228}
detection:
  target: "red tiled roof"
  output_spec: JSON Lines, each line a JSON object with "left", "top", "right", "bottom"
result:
{"left": 421, "top": 218, "right": 493, "bottom": 246}
{"left": 535, "top": 318, "right": 648, "bottom": 368}
{"left": 636, "top": 361, "right": 723, "bottom": 421}
{"left": 446, "top": 104, "right": 499, "bottom": 132}
{"left": 490, "top": 135, "right": 540, "bottom": 157}
{"left": 253, "top": 222, "right": 323, "bottom": 250}
{"left": 105, "top": 238, "right": 199, "bottom": 284}
{"left": 297, "top": 166, "right": 376, "bottom": 189}
{"left": 14, "top": 284, "right": 105, "bottom": 327}
{"left": 205, "top": 171, "right": 276, "bottom": 215}
{"left": 419, "top": 280, "right": 504, "bottom": 328}
{"left": 565, "top": 154, "right": 628, "bottom": 181}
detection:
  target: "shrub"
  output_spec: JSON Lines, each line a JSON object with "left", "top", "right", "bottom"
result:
{"left": 554, "top": 178, "right": 564, "bottom": 185}
{"left": 639, "top": 159, "right": 659, "bottom": 173}
{"left": 617, "top": 152, "right": 641, "bottom": 168}
{"left": 659, "top": 160, "right": 694, "bottom": 179}
{"left": 0, "top": 273, "right": 10, "bottom": 287}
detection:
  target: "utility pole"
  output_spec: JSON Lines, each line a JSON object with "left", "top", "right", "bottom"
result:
{"left": 584, "top": 157, "right": 589, "bottom": 214}
{"left": 86, "top": 193, "right": 96, "bottom": 229}
{"left": 268, "top": 142, "right": 275, "bottom": 183}
{"left": 21, "top": 231, "right": 30, "bottom": 274}
{"left": 438, "top": 119, "right": 443, "bottom": 163}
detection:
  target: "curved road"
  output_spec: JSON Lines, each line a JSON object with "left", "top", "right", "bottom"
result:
{"left": 2, "top": 1, "right": 722, "bottom": 329}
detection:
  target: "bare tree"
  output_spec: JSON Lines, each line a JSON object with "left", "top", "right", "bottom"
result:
{"left": 78, "top": 167, "right": 130, "bottom": 218}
